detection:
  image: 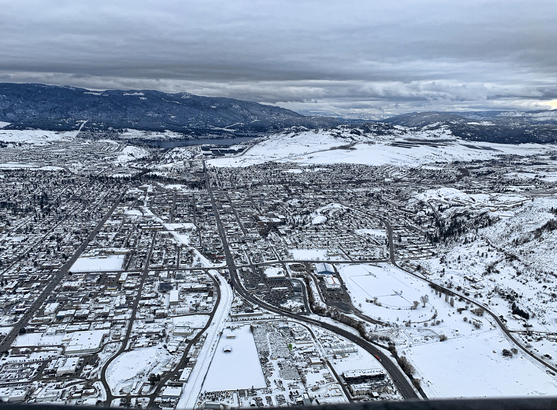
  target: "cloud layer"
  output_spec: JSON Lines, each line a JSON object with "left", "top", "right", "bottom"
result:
{"left": 1, "top": 0, "right": 556, "bottom": 118}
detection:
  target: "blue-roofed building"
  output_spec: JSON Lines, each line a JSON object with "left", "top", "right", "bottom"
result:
{"left": 315, "top": 262, "right": 334, "bottom": 275}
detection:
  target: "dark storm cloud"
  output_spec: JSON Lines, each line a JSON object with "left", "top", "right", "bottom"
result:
{"left": 1, "top": 0, "right": 556, "bottom": 117}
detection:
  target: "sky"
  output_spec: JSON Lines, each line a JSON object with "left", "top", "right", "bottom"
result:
{"left": 0, "top": 0, "right": 556, "bottom": 119}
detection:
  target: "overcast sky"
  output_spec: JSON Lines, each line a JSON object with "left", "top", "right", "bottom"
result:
{"left": 1, "top": 0, "right": 556, "bottom": 118}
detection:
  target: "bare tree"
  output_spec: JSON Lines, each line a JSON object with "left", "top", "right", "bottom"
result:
{"left": 420, "top": 294, "right": 429, "bottom": 308}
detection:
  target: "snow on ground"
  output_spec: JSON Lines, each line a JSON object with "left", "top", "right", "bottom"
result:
{"left": 338, "top": 263, "right": 557, "bottom": 398}
{"left": 106, "top": 346, "right": 173, "bottom": 395}
{"left": 116, "top": 146, "right": 149, "bottom": 163}
{"left": 164, "top": 223, "right": 196, "bottom": 246}
{"left": 0, "top": 162, "right": 36, "bottom": 169}
{"left": 423, "top": 197, "right": 557, "bottom": 330}
{"left": 354, "top": 229, "right": 387, "bottom": 238}
{"left": 38, "top": 166, "right": 65, "bottom": 171}
{"left": 178, "top": 272, "right": 234, "bottom": 409}
{"left": 163, "top": 184, "right": 198, "bottom": 192}
{"left": 339, "top": 263, "right": 432, "bottom": 323}
{"left": 0, "top": 122, "right": 10, "bottom": 128}
{"left": 312, "top": 215, "right": 327, "bottom": 225}
{"left": 416, "top": 187, "right": 528, "bottom": 207}
{"left": 0, "top": 326, "right": 12, "bottom": 335}
{"left": 202, "top": 325, "right": 266, "bottom": 392}
{"left": 164, "top": 223, "right": 196, "bottom": 230}
{"left": 13, "top": 333, "right": 65, "bottom": 347}
{"left": 0, "top": 129, "right": 77, "bottom": 145}
{"left": 329, "top": 345, "right": 383, "bottom": 374}
{"left": 70, "top": 255, "right": 125, "bottom": 272}
{"left": 172, "top": 315, "right": 209, "bottom": 329}
{"left": 207, "top": 129, "right": 551, "bottom": 168}
{"left": 310, "top": 203, "right": 348, "bottom": 226}
{"left": 289, "top": 249, "right": 329, "bottom": 260}
{"left": 124, "top": 208, "right": 143, "bottom": 216}
{"left": 406, "top": 329, "right": 557, "bottom": 398}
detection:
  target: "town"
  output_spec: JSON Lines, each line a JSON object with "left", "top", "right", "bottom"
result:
{"left": 1, "top": 129, "right": 557, "bottom": 407}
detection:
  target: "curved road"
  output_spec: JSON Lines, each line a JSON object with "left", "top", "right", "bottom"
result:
{"left": 203, "top": 163, "right": 420, "bottom": 401}
{"left": 371, "top": 211, "right": 557, "bottom": 375}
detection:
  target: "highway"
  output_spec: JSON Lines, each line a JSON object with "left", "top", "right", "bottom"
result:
{"left": 177, "top": 269, "right": 233, "bottom": 409}
{"left": 202, "top": 162, "right": 421, "bottom": 401}
{"left": 147, "top": 272, "right": 223, "bottom": 408}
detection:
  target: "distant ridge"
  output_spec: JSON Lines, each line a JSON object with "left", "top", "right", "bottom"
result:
{"left": 0, "top": 83, "right": 342, "bottom": 138}
{"left": 2, "top": 83, "right": 557, "bottom": 144}
{"left": 383, "top": 111, "right": 557, "bottom": 144}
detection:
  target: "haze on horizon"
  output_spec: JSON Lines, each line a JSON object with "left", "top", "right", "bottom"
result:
{"left": 1, "top": 0, "right": 556, "bottom": 119}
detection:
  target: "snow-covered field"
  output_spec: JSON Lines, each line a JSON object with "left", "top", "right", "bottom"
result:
{"left": 289, "top": 249, "right": 327, "bottom": 260}
{"left": 407, "top": 330, "right": 557, "bottom": 398}
{"left": 338, "top": 263, "right": 557, "bottom": 398}
{"left": 339, "top": 263, "right": 432, "bottom": 323}
{"left": 106, "top": 346, "right": 173, "bottom": 395}
{"left": 201, "top": 325, "right": 266, "bottom": 392}
{"left": 172, "top": 315, "right": 209, "bottom": 329}
{"left": 70, "top": 255, "right": 125, "bottom": 272}
{"left": 289, "top": 249, "right": 345, "bottom": 261}
{"left": 0, "top": 129, "right": 77, "bottom": 145}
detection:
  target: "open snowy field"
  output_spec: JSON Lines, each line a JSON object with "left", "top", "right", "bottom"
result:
{"left": 339, "top": 263, "right": 434, "bottom": 323}
{"left": 201, "top": 325, "right": 266, "bottom": 392}
{"left": 172, "top": 315, "right": 209, "bottom": 329}
{"left": 289, "top": 249, "right": 329, "bottom": 260}
{"left": 0, "top": 129, "right": 77, "bottom": 145}
{"left": 338, "top": 263, "right": 557, "bottom": 398}
{"left": 106, "top": 346, "right": 173, "bottom": 395}
{"left": 70, "top": 255, "right": 125, "bottom": 272}
{"left": 406, "top": 329, "right": 557, "bottom": 398}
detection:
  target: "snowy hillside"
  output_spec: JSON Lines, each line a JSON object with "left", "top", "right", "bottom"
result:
{"left": 420, "top": 195, "right": 557, "bottom": 367}
{"left": 208, "top": 126, "right": 554, "bottom": 168}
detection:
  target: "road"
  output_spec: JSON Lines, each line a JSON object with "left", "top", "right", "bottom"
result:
{"left": 176, "top": 270, "right": 233, "bottom": 409}
{"left": 0, "top": 192, "right": 124, "bottom": 354}
{"left": 202, "top": 162, "right": 420, "bottom": 401}
{"left": 367, "top": 208, "right": 557, "bottom": 375}
{"left": 100, "top": 231, "right": 158, "bottom": 405}
{"left": 147, "top": 273, "right": 224, "bottom": 408}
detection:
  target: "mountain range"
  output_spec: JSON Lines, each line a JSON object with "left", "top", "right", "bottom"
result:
{"left": 0, "top": 83, "right": 341, "bottom": 137}
{"left": 1, "top": 82, "right": 557, "bottom": 144}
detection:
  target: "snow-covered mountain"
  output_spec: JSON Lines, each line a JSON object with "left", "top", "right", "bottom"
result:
{"left": 0, "top": 83, "right": 341, "bottom": 137}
